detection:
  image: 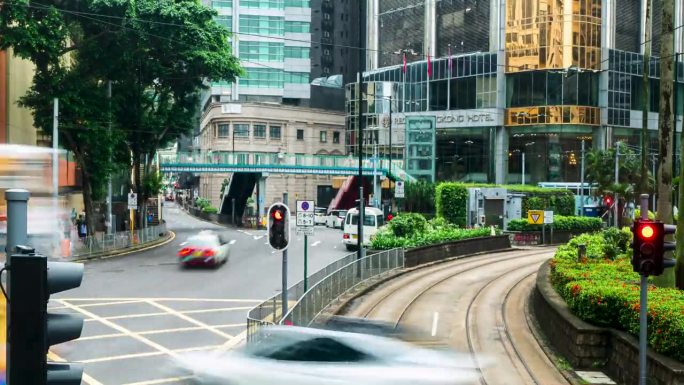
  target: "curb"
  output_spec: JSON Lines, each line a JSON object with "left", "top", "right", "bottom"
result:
{"left": 71, "top": 231, "right": 176, "bottom": 263}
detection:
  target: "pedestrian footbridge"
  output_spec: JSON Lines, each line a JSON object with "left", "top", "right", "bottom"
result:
{"left": 158, "top": 152, "right": 416, "bottom": 182}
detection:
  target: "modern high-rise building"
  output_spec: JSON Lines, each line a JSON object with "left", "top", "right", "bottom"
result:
{"left": 347, "top": 0, "right": 684, "bottom": 186}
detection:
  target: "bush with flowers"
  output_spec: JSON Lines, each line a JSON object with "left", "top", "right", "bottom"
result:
{"left": 550, "top": 229, "right": 684, "bottom": 362}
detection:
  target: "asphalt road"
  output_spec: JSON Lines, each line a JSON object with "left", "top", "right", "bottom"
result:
{"left": 50, "top": 202, "right": 351, "bottom": 385}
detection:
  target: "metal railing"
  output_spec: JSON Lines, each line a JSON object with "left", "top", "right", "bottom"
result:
{"left": 71, "top": 224, "right": 168, "bottom": 258}
{"left": 247, "top": 251, "right": 360, "bottom": 342}
{"left": 246, "top": 249, "right": 404, "bottom": 342}
{"left": 281, "top": 248, "right": 404, "bottom": 327}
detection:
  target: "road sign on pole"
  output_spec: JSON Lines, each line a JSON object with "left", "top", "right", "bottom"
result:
{"left": 544, "top": 211, "right": 554, "bottom": 224}
{"left": 296, "top": 200, "right": 315, "bottom": 228}
{"left": 127, "top": 192, "right": 138, "bottom": 210}
{"left": 395, "top": 181, "right": 405, "bottom": 198}
{"left": 527, "top": 210, "right": 544, "bottom": 225}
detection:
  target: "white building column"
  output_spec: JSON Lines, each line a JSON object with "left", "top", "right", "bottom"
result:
{"left": 367, "top": 0, "right": 379, "bottom": 70}
{"left": 676, "top": 0, "right": 683, "bottom": 54}
{"left": 423, "top": 0, "right": 437, "bottom": 57}
{"left": 494, "top": 126, "right": 508, "bottom": 184}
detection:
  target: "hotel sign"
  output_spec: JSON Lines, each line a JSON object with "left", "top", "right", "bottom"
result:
{"left": 393, "top": 109, "right": 501, "bottom": 128}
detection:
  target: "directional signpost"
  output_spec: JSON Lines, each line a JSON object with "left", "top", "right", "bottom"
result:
{"left": 296, "top": 200, "right": 315, "bottom": 291}
{"left": 544, "top": 210, "right": 554, "bottom": 244}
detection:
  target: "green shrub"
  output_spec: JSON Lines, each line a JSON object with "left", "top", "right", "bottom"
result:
{"left": 388, "top": 213, "right": 428, "bottom": 237}
{"left": 195, "top": 197, "right": 211, "bottom": 210}
{"left": 507, "top": 216, "right": 602, "bottom": 232}
{"left": 550, "top": 230, "right": 684, "bottom": 362}
{"left": 403, "top": 181, "right": 436, "bottom": 214}
{"left": 202, "top": 206, "right": 218, "bottom": 214}
{"left": 371, "top": 212, "right": 495, "bottom": 250}
{"left": 435, "top": 183, "right": 468, "bottom": 227}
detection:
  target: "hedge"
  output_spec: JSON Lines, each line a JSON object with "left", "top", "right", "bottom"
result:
{"left": 550, "top": 230, "right": 684, "bottom": 362}
{"left": 371, "top": 213, "right": 493, "bottom": 250}
{"left": 435, "top": 183, "right": 468, "bottom": 227}
{"left": 507, "top": 215, "right": 603, "bottom": 232}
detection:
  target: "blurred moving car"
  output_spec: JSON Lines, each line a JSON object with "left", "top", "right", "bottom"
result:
{"left": 325, "top": 209, "right": 347, "bottom": 229}
{"left": 314, "top": 207, "right": 327, "bottom": 225}
{"left": 178, "top": 231, "right": 230, "bottom": 268}
{"left": 178, "top": 326, "right": 480, "bottom": 385}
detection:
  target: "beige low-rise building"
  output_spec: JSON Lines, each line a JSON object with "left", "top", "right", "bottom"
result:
{"left": 198, "top": 102, "right": 346, "bottom": 211}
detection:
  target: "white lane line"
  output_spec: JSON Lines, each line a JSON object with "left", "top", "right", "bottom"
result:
{"left": 431, "top": 312, "right": 439, "bottom": 337}
{"left": 311, "top": 241, "right": 322, "bottom": 247}
{"left": 229, "top": 239, "right": 236, "bottom": 245}
{"left": 80, "top": 344, "right": 224, "bottom": 363}
{"left": 145, "top": 300, "right": 234, "bottom": 340}
{"left": 48, "top": 351, "right": 104, "bottom": 385}
{"left": 77, "top": 323, "right": 245, "bottom": 341}
{"left": 57, "top": 300, "right": 178, "bottom": 360}
{"left": 60, "top": 298, "right": 262, "bottom": 303}
{"left": 82, "top": 306, "right": 252, "bottom": 322}
{"left": 123, "top": 375, "right": 196, "bottom": 385}
{"left": 216, "top": 330, "right": 247, "bottom": 352}
{"left": 253, "top": 235, "right": 264, "bottom": 240}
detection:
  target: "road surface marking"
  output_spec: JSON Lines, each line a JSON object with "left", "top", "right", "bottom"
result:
{"left": 77, "top": 323, "right": 244, "bottom": 341}
{"left": 237, "top": 230, "right": 253, "bottom": 236}
{"left": 146, "top": 300, "right": 234, "bottom": 340}
{"left": 311, "top": 241, "right": 322, "bottom": 247}
{"left": 83, "top": 306, "right": 252, "bottom": 322}
{"left": 57, "top": 300, "right": 177, "bottom": 359}
{"left": 229, "top": 239, "right": 236, "bottom": 245}
{"left": 123, "top": 375, "right": 196, "bottom": 385}
{"left": 60, "top": 297, "right": 262, "bottom": 303}
{"left": 49, "top": 299, "right": 145, "bottom": 310}
{"left": 431, "top": 312, "right": 439, "bottom": 337}
{"left": 48, "top": 351, "right": 104, "bottom": 385}
{"left": 253, "top": 235, "right": 264, "bottom": 240}
{"left": 79, "top": 344, "right": 225, "bottom": 363}
{"left": 217, "top": 329, "right": 247, "bottom": 352}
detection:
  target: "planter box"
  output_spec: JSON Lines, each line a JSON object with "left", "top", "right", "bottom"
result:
{"left": 506, "top": 230, "right": 589, "bottom": 246}
{"left": 533, "top": 261, "right": 684, "bottom": 385}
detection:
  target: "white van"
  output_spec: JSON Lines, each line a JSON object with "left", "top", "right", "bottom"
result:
{"left": 342, "top": 207, "right": 385, "bottom": 250}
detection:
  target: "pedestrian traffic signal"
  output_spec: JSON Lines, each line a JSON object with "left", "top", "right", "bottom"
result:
{"left": 7, "top": 246, "right": 84, "bottom": 385}
{"left": 631, "top": 220, "right": 677, "bottom": 276}
{"left": 268, "top": 203, "right": 290, "bottom": 251}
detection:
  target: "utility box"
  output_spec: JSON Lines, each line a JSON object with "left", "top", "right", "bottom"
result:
{"left": 467, "top": 188, "right": 525, "bottom": 231}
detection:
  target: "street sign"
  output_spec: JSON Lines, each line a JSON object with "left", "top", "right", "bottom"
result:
{"left": 296, "top": 200, "right": 315, "bottom": 228}
{"left": 544, "top": 211, "right": 554, "bottom": 224}
{"left": 395, "top": 181, "right": 405, "bottom": 198}
{"left": 528, "top": 210, "right": 544, "bottom": 225}
{"left": 128, "top": 192, "right": 138, "bottom": 210}
{"left": 296, "top": 226, "right": 314, "bottom": 236}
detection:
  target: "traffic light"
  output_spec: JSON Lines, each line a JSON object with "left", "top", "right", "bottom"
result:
{"left": 268, "top": 203, "right": 290, "bottom": 250}
{"left": 7, "top": 247, "right": 84, "bottom": 385}
{"left": 631, "top": 220, "right": 677, "bottom": 276}
{"left": 603, "top": 194, "right": 614, "bottom": 207}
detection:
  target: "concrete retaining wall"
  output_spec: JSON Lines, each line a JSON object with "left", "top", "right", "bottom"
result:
{"left": 403, "top": 235, "right": 511, "bottom": 268}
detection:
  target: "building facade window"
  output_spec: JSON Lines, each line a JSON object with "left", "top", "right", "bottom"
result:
{"left": 241, "top": 68, "right": 284, "bottom": 88}
{"left": 234, "top": 123, "right": 250, "bottom": 138}
{"left": 333, "top": 131, "right": 340, "bottom": 144}
{"left": 212, "top": 0, "right": 232, "bottom": 8}
{"left": 285, "top": 0, "right": 309, "bottom": 7}
{"left": 217, "top": 123, "right": 230, "bottom": 138}
{"left": 296, "top": 129, "right": 304, "bottom": 140}
{"left": 284, "top": 72, "right": 309, "bottom": 84}
{"left": 285, "top": 21, "right": 310, "bottom": 33}
{"left": 253, "top": 124, "right": 267, "bottom": 138}
{"left": 284, "top": 46, "right": 310, "bottom": 59}
{"left": 241, "top": 0, "right": 283, "bottom": 8}
{"left": 239, "top": 15, "right": 284, "bottom": 36}
{"left": 240, "top": 42, "right": 284, "bottom": 62}
{"left": 319, "top": 131, "right": 327, "bottom": 143}
{"left": 214, "top": 15, "right": 232, "bottom": 30}
{"left": 270, "top": 125, "right": 282, "bottom": 139}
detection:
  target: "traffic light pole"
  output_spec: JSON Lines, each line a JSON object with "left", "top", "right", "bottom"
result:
{"left": 638, "top": 193, "right": 649, "bottom": 385}
{"left": 281, "top": 192, "right": 288, "bottom": 318}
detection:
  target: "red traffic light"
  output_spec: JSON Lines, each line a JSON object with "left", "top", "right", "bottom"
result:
{"left": 272, "top": 210, "right": 284, "bottom": 221}
{"left": 639, "top": 224, "right": 656, "bottom": 240}
{"left": 604, "top": 195, "right": 613, "bottom": 206}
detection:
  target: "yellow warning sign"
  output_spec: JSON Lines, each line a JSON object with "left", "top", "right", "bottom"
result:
{"left": 528, "top": 210, "right": 544, "bottom": 225}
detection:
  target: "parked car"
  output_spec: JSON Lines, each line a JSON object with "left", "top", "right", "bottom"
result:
{"left": 325, "top": 209, "right": 347, "bottom": 229}
{"left": 314, "top": 207, "right": 327, "bottom": 225}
